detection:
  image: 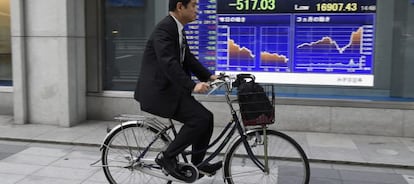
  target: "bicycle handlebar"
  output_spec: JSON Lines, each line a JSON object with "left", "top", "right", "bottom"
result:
{"left": 207, "top": 73, "right": 236, "bottom": 95}
{"left": 207, "top": 79, "right": 226, "bottom": 95}
{"left": 207, "top": 72, "right": 258, "bottom": 95}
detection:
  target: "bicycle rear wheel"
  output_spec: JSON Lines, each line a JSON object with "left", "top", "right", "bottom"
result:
{"left": 224, "top": 129, "right": 310, "bottom": 184}
{"left": 101, "top": 121, "right": 171, "bottom": 184}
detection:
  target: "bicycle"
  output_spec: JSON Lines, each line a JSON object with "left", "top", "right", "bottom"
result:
{"left": 96, "top": 73, "right": 310, "bottom": 184}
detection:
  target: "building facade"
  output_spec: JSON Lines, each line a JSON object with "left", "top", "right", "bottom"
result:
{"left": 0, "top": 0, "right": 414, "bottom": 137}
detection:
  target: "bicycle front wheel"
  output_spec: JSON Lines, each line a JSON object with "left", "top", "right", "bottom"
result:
{"left": 224, "top": 129, "right": 310, "bottom": 184}
{"left": 101, "top": 121, "right": 171, "bottom": 184}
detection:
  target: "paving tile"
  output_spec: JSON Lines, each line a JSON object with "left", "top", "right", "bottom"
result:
{"left": 351, "top": 134, "right": 407, "bottom": 164}
{"left": 71, "top": 125, "right": 107, "bottom": 145}
{"left": 1, "top": 153, "right": 60, "bottom": 166}
{"left": 63, "top": 150, "right": 101, "bottom": 160}
{"left": 28, "top": 142, "right": 75, "bottom": 150}
{"left": 0, "top": 173, "right": 26, "bottom": 184}
{"left": 86, "top": 169, "right": 108, "bottom": 183}
{"left": 1, "top": 116, "right": 414, "bottom": 182}
{"left": 403, "top": 175, "right": 414, "bottom": 184}
{"left": 31, "top": 166, "right": 97, "bottom": 181}
{"left": 310, "top": 168, "right": 341, "bottom": 180}
{"left": 309, "top": 162, "right": 334, "bottom": 169}
{"left": 194, "top": 177, "right": 218, "bottom": 184}
{"left": 395, "top": 169, "right": 414, "bottom": 176}
{"left": 282, "top": 131, "right": 310, "bottom": 148}
{"left": 0, "top": 162, "right": 44, "bottom": 175}
{"left": 94, "top": 170, "right": 170, "bottom": 184}
{"left": 0, "top": 140, "right": 30, "bottom": 146}
{"left": 342, "top": 181, "right": 393, "bottom": 184}
{"left": 81, "top": 180, "right": 108, "bottom": 184}
{"left": 72, "top": 145, "right": 102, "bottom": 152}
{"left": 333, "top": 164, "right": 396, "bottom": 174}
{"left": 0, "top": 143, "right": 28, "bottom": 154}
{"left": 33, "top": 127, "right": 94, "bottom": 143}
{"left": 17, "top": 147, "right": 71, "bottom": 157}
{"left": 399, "top": 138, "right": 414, "bottom": 147}
{"left": 0, "top": 124, "right": 57, "bottom": 140}
{"left": 89, "top": 167, "right": 220, "bottom": 184}
{"left": 15, "top": 175, "right": 82, "bottom": 184}
{"left": 0, "top": 115, "right": 13, "bottom": 125}
{"left": 309, "top": 177, "right": 342, "bottom": 184}
{"left": 307, "top": 133, "right": 357, "bottom": 149}
{"left": 356, "top": 144, "right": 414, "bottom": 166}
{"left": 352, "top": 134, "right": 405, "bottom": 148}
{"left": 50, "top": 157, "right": 99, "bottom": 169}
{"left": 0, "top": 152, "right": 14, "bottom": 160}
{"left": 340, "top": 170, "right": 408, "bottom": 184}
{"left": 276, "top": 175, "right": 306, "bottom": 184}
{"left": 72, "top": 133, "right": 105, "bottom": 145}
{"left": 204, "top": 171, "right": 224, "bottom": 184}
{"left": 308, "top": 147, "right": 365, "bottom": 163}
{"left": 77, "top": 120, "right": 119, "bottom": 130}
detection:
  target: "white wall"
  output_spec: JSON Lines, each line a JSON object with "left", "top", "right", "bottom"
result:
{"left": 11, "top": 0, "right": 86, "bottom": 126}
{"left": 87, "top": 93, "right": 414, "bottom": 137}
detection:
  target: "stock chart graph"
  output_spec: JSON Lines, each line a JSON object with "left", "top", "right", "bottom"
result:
{"left": 189, "top": 0, "right": 377, "bottom": 86}
{"left": 260, "top": 27, "right": 290, "bottom": 70}
{"left": 293, "top": 14, "right": 374, "bottom": 74}
{"left": 216, "top": 15, "right": 291, "bottom": 72}
{"left": 218, "top": 26, "right": 256, "bottom": 68}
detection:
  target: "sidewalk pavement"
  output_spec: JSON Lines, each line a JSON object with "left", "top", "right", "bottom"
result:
{"left": 1, "top": 115, "right": 414, "bottom": 169}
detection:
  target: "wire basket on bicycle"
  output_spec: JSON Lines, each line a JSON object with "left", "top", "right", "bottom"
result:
{"left": 233, "top": 74, "right": 275, "bottom": 126}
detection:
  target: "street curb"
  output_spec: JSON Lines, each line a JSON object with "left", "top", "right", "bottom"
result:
{"left": 0, "top": 137, "right": 101, "bottom": 148}
{"left": 1, "top": 137, "right": 414, "bottom": 170}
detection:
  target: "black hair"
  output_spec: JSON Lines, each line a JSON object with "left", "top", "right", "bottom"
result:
{"left": 169, "top": 0, "right": 191, "bottom": 11}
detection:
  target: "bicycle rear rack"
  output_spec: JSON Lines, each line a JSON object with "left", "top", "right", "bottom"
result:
{"left": 90, "top": 114, "right": 171, "bottom": 168}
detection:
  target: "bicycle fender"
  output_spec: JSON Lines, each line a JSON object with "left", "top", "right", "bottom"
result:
{"left": 224, "top": 128, "right": 279, "bottom": 157}
{"left": 224, "top": 128, "right": 264, "bottom": 154}
{"left": 222, "top": 128, "right": 264, "bottom": 176}
{"left": 99, "top": 120, "right": 165, "bottom": 150}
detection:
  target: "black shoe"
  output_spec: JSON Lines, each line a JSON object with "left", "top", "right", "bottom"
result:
{"left": 197, "top": 161, "right": 222, "bottom": 176}
{"left": 155, "top": 152, "right": 187, "bottom": 181}
{"left": 198, "top": 174, "right": 205, "bottom": 179}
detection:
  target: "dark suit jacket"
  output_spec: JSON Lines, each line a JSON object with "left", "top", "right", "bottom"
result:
{"left": 134, "top": 15, "right": 212, "bottom": 118}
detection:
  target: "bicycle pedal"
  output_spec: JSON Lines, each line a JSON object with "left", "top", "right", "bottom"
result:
{"left": 198, "top": 170, "right": 214, "bottom": 177}
{"left": 161, "top": 168, "right": 169, "bottom": 176}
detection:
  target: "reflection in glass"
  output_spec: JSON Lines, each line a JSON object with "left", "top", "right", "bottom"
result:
{"left": 0, "top": 0, "right": 11, "bottom": 86}
{"left": 103, "top": 0, "right": 149, "bottom": 90}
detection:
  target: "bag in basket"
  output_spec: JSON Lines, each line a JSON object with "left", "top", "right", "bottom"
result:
{"left": 237, "top": 81, "right": 274, "bottom": 126}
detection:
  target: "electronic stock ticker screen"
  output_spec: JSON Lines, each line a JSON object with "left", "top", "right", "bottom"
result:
{"left": 185, "top": 0, "right": 377, "bottom": 86}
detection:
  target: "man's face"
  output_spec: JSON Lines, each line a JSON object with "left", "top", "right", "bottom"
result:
{"left": 179, "top": 0, "right": 198, "bottom": 23}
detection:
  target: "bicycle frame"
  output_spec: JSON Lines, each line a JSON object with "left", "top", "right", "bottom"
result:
{"left": 106, "top": 76, "right": 269, "bottom": 176}
{"left": 99, "top": 74, "right": 310, "bottom": 184}
{"left": 165, "top": 77, "right": 267, "bottom": 172}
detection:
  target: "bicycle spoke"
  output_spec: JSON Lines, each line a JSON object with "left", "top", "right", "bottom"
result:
{"left": 107, "top": 144, "right": 131, "bottom": 155}
{"left": 231, "top": 169, "right": 262, "bottom": 177}
{"left": 224, "top": 130, "right": 309, "bottom": 184}
{"left": 106, "top": 158, "right": 130, "bottom": 164}
{"left": 102, "top": 122, "right": 170, "bottom": 184}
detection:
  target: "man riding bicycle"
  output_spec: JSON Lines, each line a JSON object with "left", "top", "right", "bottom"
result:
{"left": 134, "top": 0, "right": 222, "bottom": 180}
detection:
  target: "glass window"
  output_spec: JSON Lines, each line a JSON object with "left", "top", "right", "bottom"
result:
{"left": 103, "top": 0, "right": 151, "bottom": 91}
{"left": 0, "top": 0, "right": 11, "bottom": 86}
{"left": 101, "top": 0, "right": 414, "bottom": 99}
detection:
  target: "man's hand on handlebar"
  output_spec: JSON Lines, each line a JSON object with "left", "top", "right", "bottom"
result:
{"left": 195, "top": 73, "right": 232, "bottom": 94}
{"left": 209, "top": 74, "right": 219, "bottom": 81}
{"left": 193, "top": 82, "right": 210, "bottom": 93}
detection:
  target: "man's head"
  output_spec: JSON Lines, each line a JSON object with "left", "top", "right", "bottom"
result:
{"left": 169, "top": 0, "right": 198, "bottom": 25}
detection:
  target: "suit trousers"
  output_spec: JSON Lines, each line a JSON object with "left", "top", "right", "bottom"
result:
{"left": 164, "top": 95, "right": 214, "bottom": 166}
